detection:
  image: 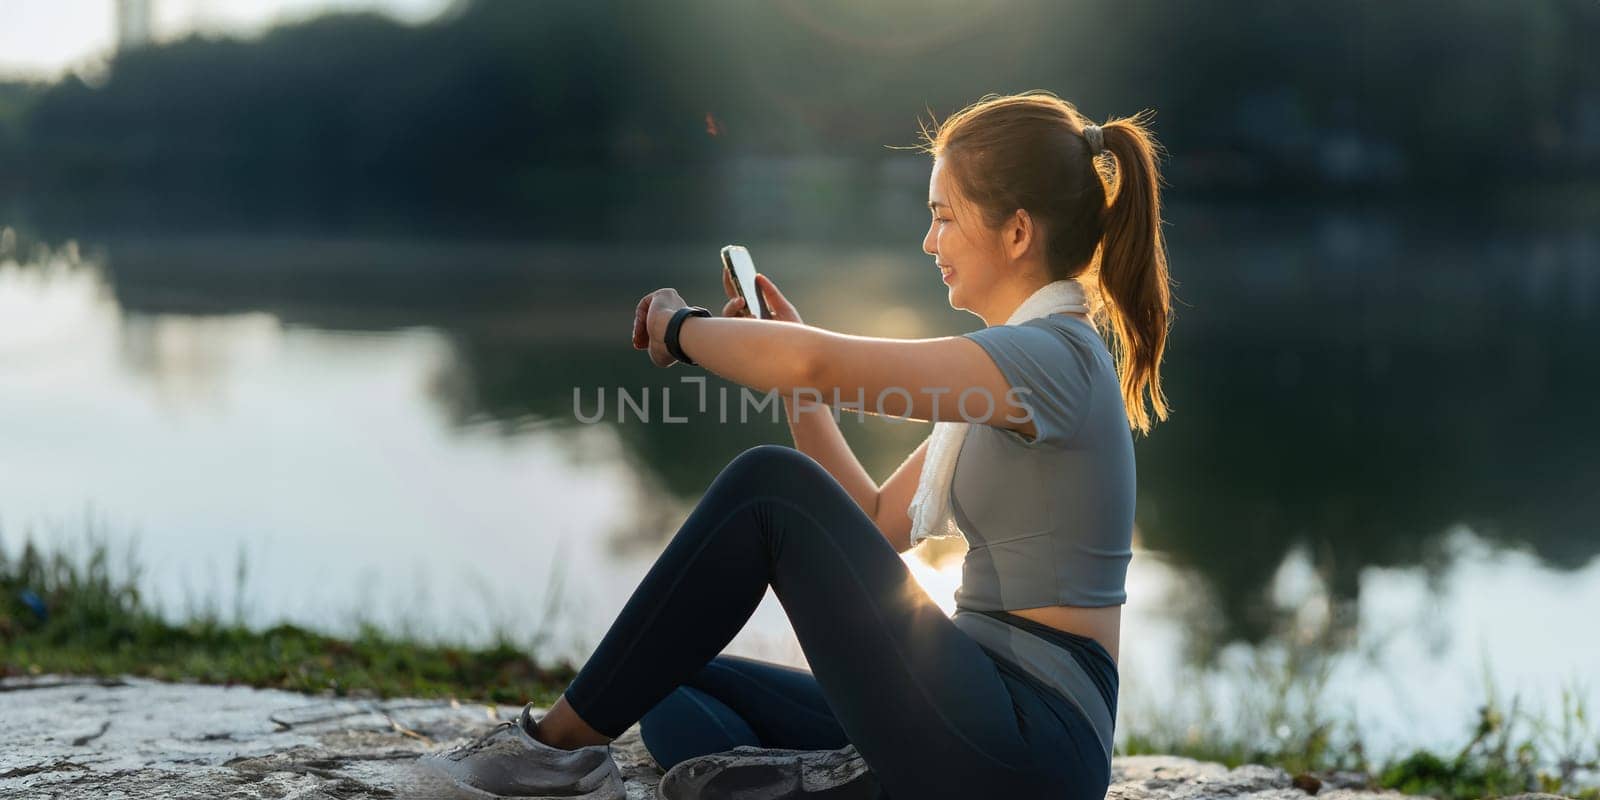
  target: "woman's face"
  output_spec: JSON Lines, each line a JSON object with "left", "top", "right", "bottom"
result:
{"left": 922, "top": 156, "right": 1005, "bottom": 315}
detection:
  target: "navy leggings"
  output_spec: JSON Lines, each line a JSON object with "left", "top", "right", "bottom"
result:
{"left": 561, "top": 445, "right": 1112, "bottom": 799}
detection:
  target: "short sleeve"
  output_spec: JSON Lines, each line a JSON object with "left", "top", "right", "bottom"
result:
{"left": 960, "top": 320, "right": 1093, "bottom": 448}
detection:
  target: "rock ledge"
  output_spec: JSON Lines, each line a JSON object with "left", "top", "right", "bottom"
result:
{"left": 2, "top": 676, "right": 1427, "bottom": 799}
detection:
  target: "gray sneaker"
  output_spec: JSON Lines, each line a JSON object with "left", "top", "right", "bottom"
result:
{"left": 656, "top": 743, "right": 880, "bottom": 800}
{"left": 420, "top": 702, "right": 625, "bottom": 799}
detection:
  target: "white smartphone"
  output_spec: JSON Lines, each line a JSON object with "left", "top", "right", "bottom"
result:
{"left": 720, "top": 244, "right": 771, "bottom": 320}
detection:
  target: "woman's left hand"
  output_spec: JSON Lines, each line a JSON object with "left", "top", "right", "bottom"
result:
{"left": 633, "top": 287, "right": 690, "bottom": 367}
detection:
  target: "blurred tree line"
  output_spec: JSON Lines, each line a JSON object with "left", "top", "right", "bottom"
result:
{"left": 0, "top": 0, "right": 1596, "bottom": 236}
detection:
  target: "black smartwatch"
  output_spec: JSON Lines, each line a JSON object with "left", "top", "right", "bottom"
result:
{"left": 664, "top": 305, "right": 712, "bottom": 365}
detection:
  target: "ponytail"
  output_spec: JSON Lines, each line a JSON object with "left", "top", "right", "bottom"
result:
{"left": 1095, "top": 110, "right": 1172, "bottom": 435}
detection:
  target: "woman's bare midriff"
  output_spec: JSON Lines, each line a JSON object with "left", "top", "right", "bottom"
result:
{"left": 1008, "top": 604, "right": 1120, "bottom": 665}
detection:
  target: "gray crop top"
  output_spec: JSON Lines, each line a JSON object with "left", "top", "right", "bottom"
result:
{"left": 951, "top": 312, "right": 1135, "bottom": 611}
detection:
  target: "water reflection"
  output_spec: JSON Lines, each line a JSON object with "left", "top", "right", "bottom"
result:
{"left": 0, "top": 212, "right": 1596, "bottom": 757}
{"left": 17, "top": 216, "right": 1600, "bottom": 640}
{"left": 1134, "top": 208, "right": 1599, "bottom": 656}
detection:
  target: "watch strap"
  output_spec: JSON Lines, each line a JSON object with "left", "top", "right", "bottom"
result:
{"left": 664, "top": 306, "right": 712, "bottom": 365}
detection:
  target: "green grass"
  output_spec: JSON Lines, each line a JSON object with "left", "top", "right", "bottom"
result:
{"left": 0, "top": 536, "right": 576, "bottom": 706}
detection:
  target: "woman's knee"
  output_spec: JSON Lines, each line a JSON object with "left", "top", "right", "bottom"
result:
{"left": 725, "top": 444, "right": 817, "bottom": 479}
{"left": 702, "top": 445, "right": 867, "bottom": 549}
{"left": 715, "top": 445, "right": 840, "bottom": 499}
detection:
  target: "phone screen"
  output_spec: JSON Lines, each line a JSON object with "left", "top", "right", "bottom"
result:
{"left": 721, "top": 245, "right": 766, "bottom": 319}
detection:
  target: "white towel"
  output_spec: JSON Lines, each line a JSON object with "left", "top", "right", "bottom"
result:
{"left": 906, "top": 279, "right": 1089, "bottom": 547}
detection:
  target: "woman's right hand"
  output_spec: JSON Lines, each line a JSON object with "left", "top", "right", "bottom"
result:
{"left": 722, "top": 270, "right": 804, "bottom": 325}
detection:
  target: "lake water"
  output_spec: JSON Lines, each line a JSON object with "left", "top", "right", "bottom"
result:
{"left": 1, "top": 206, "right": 1596, "bottom": 762}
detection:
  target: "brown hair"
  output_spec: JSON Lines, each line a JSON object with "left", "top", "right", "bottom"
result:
{"left": 917, "top": 90, "right": 1173, "bottom": 434}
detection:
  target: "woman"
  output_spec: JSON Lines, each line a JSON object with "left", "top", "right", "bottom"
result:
{"left": 423, "top": 90, "right": 1172, "bottom": 800}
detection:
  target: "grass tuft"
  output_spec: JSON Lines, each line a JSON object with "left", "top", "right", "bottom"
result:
{"left": 1, "top": 536, "right": 575, "bottom": 705}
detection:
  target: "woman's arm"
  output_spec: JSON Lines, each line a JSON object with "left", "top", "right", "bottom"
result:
{"left": 643, "top": 301, "right": 1038, "bottom": 440}
{"left": 783, "top": 392, "right": 878, "bottom": 515}
{"left": 871, "top": 437, "right": 929, "bottom": 554}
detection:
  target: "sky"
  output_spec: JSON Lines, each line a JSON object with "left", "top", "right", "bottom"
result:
{"left": 1, "top": 0, "right": 452, "bottom": 79}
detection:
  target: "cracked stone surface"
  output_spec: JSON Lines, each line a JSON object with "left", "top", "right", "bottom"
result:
{"left": 2, "top": 675, "right": 1431, "bottom": 799}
